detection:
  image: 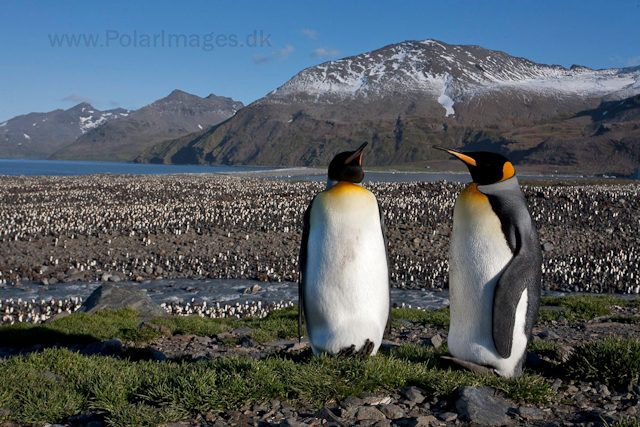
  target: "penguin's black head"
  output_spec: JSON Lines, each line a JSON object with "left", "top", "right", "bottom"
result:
{"left": 434, "top": 146, "right": 515, "bottom": 185}
{"left": 328, "top": 142, "right": 368, "bottom": 183}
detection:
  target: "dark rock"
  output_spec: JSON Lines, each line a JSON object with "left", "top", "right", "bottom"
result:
{"left": 341, "top": 395, "right": 363, "bottom": 408}
{"left": 378, "top": 404, "right": 404, "bottom": 420}
{"left": 437, "top": 411, "right": 458, "bottom": 422}
{"left": 518, "top": 406, "right": 544, "bottom": 420}
{"left": 455, "top": 386, "right": 510, "bottom": 425}
{"left": 315, "top": 406, "right": 347, "bottom": 427}
{"left": 413, "top": 415, "right": 437, "bottom": 426}
{"left": 148, "top": 348, "right": 168, "bottom": 361}
{"left": 538, "top": 330, "right": 560, "bottom": 339}
{"left": 400, "top": 386, "right": 425, "bottom": 404}
{"left": 240, "top": 337, "right": 258, "bottom": 348}
{"left": 356, "top": 406, "right": 386, "bottom": 421}
{"left": 80, "top": 283, "right": 167, "bottom": 316}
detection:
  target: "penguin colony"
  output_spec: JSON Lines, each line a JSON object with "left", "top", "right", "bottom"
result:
{"left": 0, "top": 297, "right": 295, "bottom": 325}
{"left": 0, "top": 175, "right": 638, "bottom": 293}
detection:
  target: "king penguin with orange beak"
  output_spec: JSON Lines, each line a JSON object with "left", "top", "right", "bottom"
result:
{"left": 435, "top": 146, "right": 542, "bottom": 377}
{"left": 299, "top": 142, "right": 390, "bottom": 356}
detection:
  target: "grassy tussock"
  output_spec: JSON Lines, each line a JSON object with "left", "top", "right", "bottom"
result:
{"left": 566, "top": 337, "right": 640, "bottom": 387}
{"left": 392, "top": 307, "right": 450, "bottom": 327}
{"left": 538, "top": 295, "right": 635, "bottom": 323}
{"left": 0, "top": 346, "right": 554, "bottom": 427}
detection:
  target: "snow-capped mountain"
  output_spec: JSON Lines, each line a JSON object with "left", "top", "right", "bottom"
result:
{"left": 50, "top": 90, "right": 244, "bottom": 162}
{"left": 137, "top": 39, "right": 640, "bottom": 175}
{"left": 0, "top": 103, "right": 131, "bottom": 159}
{"left": 263, "top": 39, "right": 640, "bottom": 121}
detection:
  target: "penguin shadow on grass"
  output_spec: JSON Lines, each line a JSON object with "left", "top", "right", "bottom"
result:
{"left": 0, "top": 327, "right": 99, "bottom": 355}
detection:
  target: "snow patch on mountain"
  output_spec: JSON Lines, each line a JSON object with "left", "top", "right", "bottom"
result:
{"left": 78, "top": 110, "right": 130, "bottom": 134}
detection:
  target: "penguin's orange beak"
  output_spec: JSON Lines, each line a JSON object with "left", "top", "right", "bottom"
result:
{"left": 345, "top": 142, "right": 368, "bottom": 165}
{"left": 434, "top": 146, "right": 477, "bottom": 166}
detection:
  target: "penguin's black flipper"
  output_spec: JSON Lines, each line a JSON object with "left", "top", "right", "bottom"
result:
{"left": 378, "top": 201, "right": 392, "bottom": 334}
{"left": 298, "top": 198, "right": 314, "bottom": 343}
{"left": 485, "top": 188, "right": 542, "bottom": 360}
{"left": 492, "top": 244, "right": 537, "bottom": 358}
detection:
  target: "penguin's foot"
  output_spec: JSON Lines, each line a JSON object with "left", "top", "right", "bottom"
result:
{"left": 335, "top": 339, "right": 374, "bottom": 359}
{"left": 437, "top": 353, "right": 495, "bottom": 375}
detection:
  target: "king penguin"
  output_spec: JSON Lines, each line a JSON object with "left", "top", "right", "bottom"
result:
{"left": 299, "top": 142, "right": 390, "bottom": 356}
{"left": 435, "top": 146, "right": 542, "bottom": 378}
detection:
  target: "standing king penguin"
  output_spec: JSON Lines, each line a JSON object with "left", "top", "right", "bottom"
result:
{"left": 435, "top": 146, "right": 542, "bottom": 377}
{"left": 299, "top": 142, "right": 390, "bottom": 356}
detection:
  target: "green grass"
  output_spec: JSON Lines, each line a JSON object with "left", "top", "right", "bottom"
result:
{"left": 0, "top": 308, "right": 163, "bottom": 349}
{"left": 537, "top": 295, "right": 630, "bottom": 323}
{"left": 0, "top": 306, "right": 301, "bottom": 350}
{"left": 527, "top": 340, "right": 560, "bottom": 353}
{"left": 604, "top": 418, "right": 640, "bottom": 427}
{"left": 2, "top": 297, "right": 638, "bottom": 426}
{"left": 392, "top": 307, "right": 450, "bottom": 327}
{"left": 0, "top": 345, "right": 554, "bottom": 427}
{"left": 565, "top": 337, "right": 640, "bottom": 387}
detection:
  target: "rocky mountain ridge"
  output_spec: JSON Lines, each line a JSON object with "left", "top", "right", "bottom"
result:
{"left": 50, "top": 90, "right": 244, "bottom": 162}
{"left": 136, "top": 40, "right": 640, "bottom": 175}
{"left": 0, "top": 103, "right": 131, "bottom": 159}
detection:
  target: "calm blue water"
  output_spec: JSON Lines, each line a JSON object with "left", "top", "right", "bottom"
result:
{"left": 0, "top": 159, "right": 275, "bottom": 176}
{"left": 0, "top": 159, "right": 632, "bottom": 183}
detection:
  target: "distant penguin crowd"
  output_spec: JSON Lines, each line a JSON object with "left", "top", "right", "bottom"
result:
{"left": 0, "top": 173, "right": 637, "bottom": 295}
{"left": 0, "top": 296, "right": 296, "bottom": 325}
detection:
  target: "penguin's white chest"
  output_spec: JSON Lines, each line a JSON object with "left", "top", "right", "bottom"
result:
{"left": 448, "top": 183, "right": 527, "bottom": 376}
{"left": 304, "top": 182, "right": 389, "bottom": 355}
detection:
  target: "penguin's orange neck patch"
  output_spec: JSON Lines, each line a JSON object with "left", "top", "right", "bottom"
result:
{"left": 325, "top": 181, "right": 368, "bottom": 195}
{"left": 459, "top": 183, "right": 488, "bottom": 203}
{"left": 499, "top": 162, "right": 515, "bottom": 182}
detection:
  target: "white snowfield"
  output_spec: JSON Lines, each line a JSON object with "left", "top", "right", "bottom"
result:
{"left": 265, "top": 39, "right": 640, "bottom": 118}
{"left": 78, "top": 110, "right": 129, "bottom": 134}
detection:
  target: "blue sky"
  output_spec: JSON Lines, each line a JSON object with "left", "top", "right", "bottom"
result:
{"left": 1, "top": 0, "right": 639, "bottom": 122}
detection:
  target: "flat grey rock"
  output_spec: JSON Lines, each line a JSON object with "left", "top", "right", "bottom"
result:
{"left": 455, "top": 386, "right": 511, "bottom": 425}
{"left": 80, "top": 283, "right": 167, "bottom": 317}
